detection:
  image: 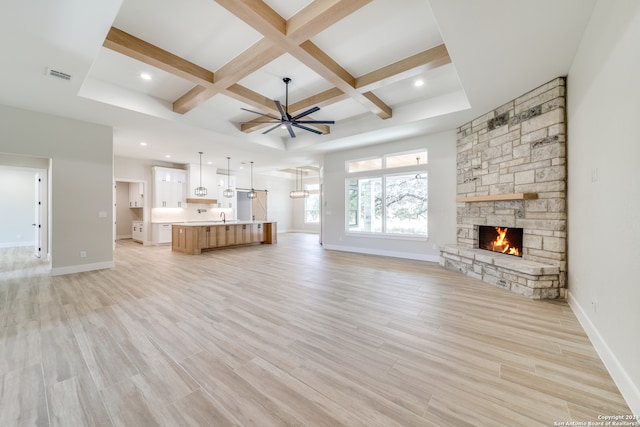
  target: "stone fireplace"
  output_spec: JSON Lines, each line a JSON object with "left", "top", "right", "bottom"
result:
{"left": 440, "top": 77, "right": 567, "bottom": 299}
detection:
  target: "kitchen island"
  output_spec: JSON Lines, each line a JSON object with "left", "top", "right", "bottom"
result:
{"left": 171, "top": 221, "right": 276, "bottom": 254}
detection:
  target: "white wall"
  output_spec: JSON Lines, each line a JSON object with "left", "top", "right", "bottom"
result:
{"left": 567, "top": 0, "right": 640, "bottom": 413}
{"left": 0, "top": 167, "right": 35, "bottom": 247}
{"left": 0, "top": 104, "right": 113, "bottom": 274}
{"left": 322, "top": 130, "right": 457, "bottom": 261}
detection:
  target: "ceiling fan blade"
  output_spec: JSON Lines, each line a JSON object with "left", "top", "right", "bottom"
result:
{"left": 285, "top": 123, "right": 296, "bottom": 138}
{"left": 292, "top": 123, "right": 323, "bottom": 135}
{"left": 274, "top": 100, "right": 287, "bottom": 120}
{"left": 295, "top": 120, "right": 335, "bottom": 124}
{"left": 240, "top": 121, "right": 281, "bottom": 124}
{"left": 240, "top": 107, "right": 279, "bottom": 120}
{"left": 291, "top": 106, "right": 319, "bottom": 120}
{"left": 262, "top": 124, "right": 282, "bottom": 135}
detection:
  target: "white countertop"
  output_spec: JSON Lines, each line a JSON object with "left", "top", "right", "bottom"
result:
{"left": 174, "top": 221, "right": 273, "bottom": 226}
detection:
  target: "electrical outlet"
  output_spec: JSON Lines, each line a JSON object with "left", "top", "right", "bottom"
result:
{"left": 591, "top": 299, "right": 598, "bottom": 313}
{"left": 80, "top": 251, "right": 87, "bottom": 258}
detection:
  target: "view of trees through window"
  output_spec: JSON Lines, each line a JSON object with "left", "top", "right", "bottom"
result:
{"left": 304, "top": 184, "right": 320, "bottom": 224}
{"left": 346, "top": 150, "right": 428, "bottom": 236}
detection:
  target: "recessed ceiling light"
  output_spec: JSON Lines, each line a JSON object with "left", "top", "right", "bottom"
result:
{"left": 207, "top": 161, "right": 212, "bottom": 165}
{"left": 414, "top": 79, "right": 425, "bottom": 87}
{"left": 140, "top": 141, "right": 147, "bottom": 146}
{"left": 140, "top": 73, "right": 152, "bottom": 81}
{"left": 164, "top": 154, "right": 171, "bottom": 158}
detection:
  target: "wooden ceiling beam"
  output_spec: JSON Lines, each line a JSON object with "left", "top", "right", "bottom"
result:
{"left": 173, "top": 86, "right": 215, "bottom": 114}
{"left": 214, "top": 0, "right": 285, "bottom": 40}
{"left": 225, "top": 84, "right": 278, "bottom": 113}
{"left": 240, "top": 120, "right": 330, "bottom": 135}
{"left": 103, "top": 27, "right": 215, "bottom": 89}
{"left": 297, "top": 40, "right": 391, "bottom": 119}
{"left": 355, "top": 44, "right": 451, "bottom": 91}
{"left": 214, "top": 39, "right": 284, "bottom": 88}
{"left": 288, "top": 87, "right": 348, "bottom": 112}
{"left": 215, "top": 0, "right": 392, "bottom": 119}
{"left": 286, "top": 0, "right": 373, "bottom": 44}
{"left": 173, "top": 38, "right": 284, "bottom": 114}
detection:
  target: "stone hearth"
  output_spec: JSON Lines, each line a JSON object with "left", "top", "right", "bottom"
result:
{"left": 440, "top": 77, "right": 567, "bottom": 299}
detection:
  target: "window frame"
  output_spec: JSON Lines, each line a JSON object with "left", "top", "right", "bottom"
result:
{"left": 345, "top": 149, "right": 428, "bottom": 239}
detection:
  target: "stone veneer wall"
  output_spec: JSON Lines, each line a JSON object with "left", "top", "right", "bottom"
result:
{"left": 441, "top": 77, "right": 567, "bottom": 299}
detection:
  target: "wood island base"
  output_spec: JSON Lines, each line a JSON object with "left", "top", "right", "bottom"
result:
{"left": 172, "top": 222, "right": 276, "bottom": 255}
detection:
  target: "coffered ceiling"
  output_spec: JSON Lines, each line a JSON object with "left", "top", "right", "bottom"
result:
{"left": 0, "top": 0, "right": 597, "bottom": 173}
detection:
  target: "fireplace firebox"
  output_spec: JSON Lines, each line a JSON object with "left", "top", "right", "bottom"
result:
{"left": 478, "top": 226, "right": 523, "bottom": 257}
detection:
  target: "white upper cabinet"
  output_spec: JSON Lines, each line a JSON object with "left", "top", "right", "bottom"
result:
{"left": 187, "top": 163, "right": 217, "bottom": 199}
{"left": 153, "top": 167, "right": 187, "bottom": 208}
{"left": 128, "top": 182, "right": 144, "bottom": 208}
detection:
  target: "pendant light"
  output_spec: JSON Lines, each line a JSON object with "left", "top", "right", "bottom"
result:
{"left": 248, "top": 161, "right": 257, "bottom": 199}
{"left": 194, "top": 152, "right": 207, "bottom": 197}
{"left": 223, "top": 156, "right": 234, "bottom": 198}
{"left": 289, "top": 167, "right": 309, "bottom": 199}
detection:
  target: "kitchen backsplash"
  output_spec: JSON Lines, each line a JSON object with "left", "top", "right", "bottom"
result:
{"left": 151, "top": 205, "right": 234, "bottom": 223}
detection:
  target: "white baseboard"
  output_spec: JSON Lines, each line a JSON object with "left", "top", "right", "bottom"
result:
{"left": 51, "top": 261, "right": 115, "bottom": 276}
{"left": 0, "top": 242, "right": 33, "bottom": 248}
{"left": 568, "top": 292, "right": 640, "bottom": 415}
{"left": 323, "top": 243, "right": 439, "bottom": 262}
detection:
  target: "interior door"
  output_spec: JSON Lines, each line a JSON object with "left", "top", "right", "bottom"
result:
{"left": 251, "top": 190, "right": 268, "bottom": 221}
{"left": 34, "top": 172, "right": 42, "bottom": 258}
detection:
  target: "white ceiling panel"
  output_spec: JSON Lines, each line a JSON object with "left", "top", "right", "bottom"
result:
{"left": 311, "top": 0, "right": 443, "bottom": 77}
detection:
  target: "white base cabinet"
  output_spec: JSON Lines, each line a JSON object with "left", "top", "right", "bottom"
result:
{"left": 153, "top": 223, "right": 173, "bottom": 245}
{"left": 132, "top": 221, "right": 144, "bottom": 242}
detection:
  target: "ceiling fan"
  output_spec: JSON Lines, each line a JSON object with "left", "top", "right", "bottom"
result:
{"left": 240, "top": 77, "right": 335, "bottom": 138}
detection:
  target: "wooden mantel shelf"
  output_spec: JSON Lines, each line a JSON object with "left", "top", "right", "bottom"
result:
{"left": 456, "top": 193, "right": 538, "bottom": 203}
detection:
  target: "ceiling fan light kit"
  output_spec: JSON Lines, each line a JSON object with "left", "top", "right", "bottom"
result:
{"left": 241, "top": 77, "right": 335, "bottom": 138}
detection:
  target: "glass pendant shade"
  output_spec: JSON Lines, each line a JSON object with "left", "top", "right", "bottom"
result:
{"left": 289, "top": 189, "right": 309, "bottom": 198}
{"left": 224, "top": 156, "right": 234, "bottom": 198}
{"left": 194, "top": 152, "right": 207, "bottom": 196}
{"left": 248, "top": 161, "right": 257, "bottom": 199}
{"left": 289, "top": 167, "right": 309, "bottom": 198}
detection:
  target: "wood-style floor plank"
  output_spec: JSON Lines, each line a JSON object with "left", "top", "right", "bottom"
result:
{"left": 0, "top": 236, "right": 633, "bottom": 426}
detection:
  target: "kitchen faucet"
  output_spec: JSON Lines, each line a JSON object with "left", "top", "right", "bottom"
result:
{"left": 220, "top": 211, "right": 226, "bottom": 223}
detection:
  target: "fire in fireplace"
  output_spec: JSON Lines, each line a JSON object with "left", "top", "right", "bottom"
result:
{"left": 478, "top": 226, "right": 523, "bottom": 257}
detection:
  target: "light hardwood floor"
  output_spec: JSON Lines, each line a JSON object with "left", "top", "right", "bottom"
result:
{"left": 0, "top": 234, "right": 631, "bottom": 426}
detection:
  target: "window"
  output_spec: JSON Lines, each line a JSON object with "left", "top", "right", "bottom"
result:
{"left": 346, "top": 149, "right": 428, "bottom": 237}
{"left": 348, "top": 177, "right": 382, "bottom": 232}
{"left": 347, "top": 157, "right": 382, "bottom": 173}
{"left": 384, "top": 173, "right": 427, "bottom": 234}
{"left": 304, "top": 184, "right": 320, "bottom": 224}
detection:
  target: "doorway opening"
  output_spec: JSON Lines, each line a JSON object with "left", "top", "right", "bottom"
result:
{"left": 0, "top": 159, "right": 51, "bottom": 279}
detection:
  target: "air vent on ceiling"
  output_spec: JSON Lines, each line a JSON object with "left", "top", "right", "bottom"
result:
{"left": 46, "top": 68, "right": 71, "bottom": 81}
